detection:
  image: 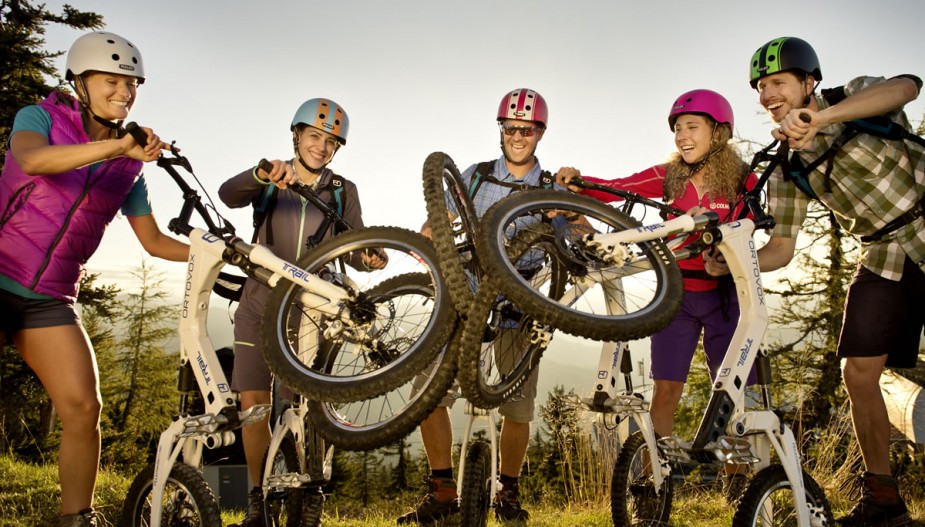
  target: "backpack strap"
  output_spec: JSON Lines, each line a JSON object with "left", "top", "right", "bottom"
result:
{"left": 251, "top": 184, "right": 278, "bottom": 244}
{"left": 467, "top": 161, "right": 496, "bottom": 199}
{"left": 783, "top": 85, "right": 925, "bottom": 200}
{"left": 467, "top": 161, "right": 555, "bottom": 199}
{"left": 327, "top": 173, "right": 347, "bottom": 218}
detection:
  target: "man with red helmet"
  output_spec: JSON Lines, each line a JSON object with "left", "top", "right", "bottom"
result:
{"left": 399, "top": 88, "right": 557, "bottom": 524}
{"left": 707, "top": 36, "right": 923, "bottom": 527}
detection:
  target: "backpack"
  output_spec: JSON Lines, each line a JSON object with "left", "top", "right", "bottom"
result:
{"left": 784, "top": 85, "right": 925, "bottom": 200}
{"left": 251, "top": 173, "right": 347, "bottom": 244}
{"left": 467, "top": 160, "right": 554, "bottom": 200}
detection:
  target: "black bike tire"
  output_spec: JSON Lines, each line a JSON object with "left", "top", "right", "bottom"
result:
{"left": 119, "top": 462, "right": 222, "bottom": 527}
{"left": 611, "top": 431, "right": 673, "bottom": 527}
{"left": 456, "top": 224, "right": 564, "bottom": 408}
{"left": 731, "top": 464, "right": 833, "bottom": 527}
{"left": 261, "top": 226, "right": 454, "bottom": 403}
{"left": 477, "top": 190, "right": 683, "bottom": 342}
{"left": 300, "top": 422, "right": 327, "bottom": 527}
{"left": 455, "top": 283, "right": 544, "bottom": 409}
{"left": 262, "top": 432, "right": 303, "bottom": 527}
{"left": 421, "top": 151, "right": 482, "bottom": 317}
{"left": 459, "top": 441, "right": 492, "bottom": 527}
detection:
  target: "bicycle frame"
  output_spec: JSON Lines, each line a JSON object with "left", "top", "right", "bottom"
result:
{"left": 262, "top": 390, "right": 333, "bottom": 501}
{"left": 145, "top": 153, "right": 361, "bottom": 525}
{"left": 580, "top": 211, "right": 816, "bottom": 525}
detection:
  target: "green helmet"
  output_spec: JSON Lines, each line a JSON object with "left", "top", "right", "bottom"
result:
{"left": 749, "top": 36, "right": 821, "bottom": 89}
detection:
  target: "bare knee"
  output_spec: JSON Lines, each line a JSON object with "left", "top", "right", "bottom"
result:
{"left": 56, "top": 395, "right": 102, "bottom": 431}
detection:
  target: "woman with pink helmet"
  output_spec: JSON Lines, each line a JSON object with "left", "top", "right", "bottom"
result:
{"left": 556, "top": 88, "right": 757, "bottom": 499}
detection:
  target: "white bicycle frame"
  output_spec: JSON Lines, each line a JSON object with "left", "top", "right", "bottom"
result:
{"left": 147, "top": 226, "right": 354, "bottom": 525}
{"left": 262, "top": 390, "right": 334, "bottom": 503}
{"left": 571, "top": 214, "right": 819, "bottom": 526}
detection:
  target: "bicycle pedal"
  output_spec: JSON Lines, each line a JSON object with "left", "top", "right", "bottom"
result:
{"left": 711, "top": 436, "right": 760, "bottom": 464}
{"left": 265, "top": 473, "right": 312, "bottom": 489}
{"left": 583, "top": 393, "right": 647, "bottom": 413}
{"left": 657, "top": 436, "right": 693, "bottom": 464}
{"left": 240, "top": 404, "right": 272, "bottom": 426}
{"left": 179, "top": 413, "right": 224, "bottom": 435}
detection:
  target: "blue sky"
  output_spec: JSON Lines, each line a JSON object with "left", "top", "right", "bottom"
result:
{"left": 33, "top": 0, "right": 925, "bottom": 450}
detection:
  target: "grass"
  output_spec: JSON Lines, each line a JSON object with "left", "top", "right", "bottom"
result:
{"left": 3, "top": 454, "right": 925, "bottom": 526}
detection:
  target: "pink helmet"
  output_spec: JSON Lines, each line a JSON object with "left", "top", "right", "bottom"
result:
{"left": 497, "top": 88, "right": 548, "bottom": 128}
{"left": 667, "top": 89, "right": 734, "bottom": 131}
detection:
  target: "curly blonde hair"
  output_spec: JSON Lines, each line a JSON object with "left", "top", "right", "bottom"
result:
{"left": 662, "top": 123, "right": 748, "bottom": 204}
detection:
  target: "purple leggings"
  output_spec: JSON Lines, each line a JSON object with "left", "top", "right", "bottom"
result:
{"left": 650, "top": 288, "right": 739, "bottom": 382}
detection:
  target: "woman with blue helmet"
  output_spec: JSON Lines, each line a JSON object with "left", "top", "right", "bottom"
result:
{"left": 218, "top": 97, "right": 383, "bottom": 527}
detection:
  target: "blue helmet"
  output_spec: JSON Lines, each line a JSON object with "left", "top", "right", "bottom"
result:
{"left": 291, "top": 98, "right": 349, "bottom": 145}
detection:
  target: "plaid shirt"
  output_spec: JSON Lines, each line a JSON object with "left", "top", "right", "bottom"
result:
{"left": 768, "top": 75, "right": 925, "bottom": 281}
{"left": 447, "top": 157, "right": 563, "bottom": 271}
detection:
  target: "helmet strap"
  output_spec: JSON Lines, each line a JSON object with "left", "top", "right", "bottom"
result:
{"left": 801, "top": 74, "right": 818, "bottom": 108}
{"left": 71, "top": 77, "right": 124, "bottom": 133}
{"left": 293, "top": 131, "right": 338, "bottom": 175}
{"left": 683, "top": 122, "right": 722, "bottom": 174}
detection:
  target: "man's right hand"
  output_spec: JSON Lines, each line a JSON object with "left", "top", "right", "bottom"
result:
{"left": 555, "top": 167, "right": 583, "bottom": 193}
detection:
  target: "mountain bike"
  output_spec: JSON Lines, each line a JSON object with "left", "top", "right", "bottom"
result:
{"left": 118, "top": 139, "right": 452, "bottom": 526}
{"left": 474, "top": 141, "right": 835, "bottom": 526}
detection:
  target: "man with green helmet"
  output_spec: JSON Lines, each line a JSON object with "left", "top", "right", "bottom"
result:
{"left": 709, "top": 36, "right": 923, "bottom": 527}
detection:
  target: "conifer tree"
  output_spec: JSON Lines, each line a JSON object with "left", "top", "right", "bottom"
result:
{"left": 0, "top": 0, "right": 103, "bottom": 161}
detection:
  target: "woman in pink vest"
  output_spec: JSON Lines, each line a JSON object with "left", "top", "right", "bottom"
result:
{"left": 0, "top": 31, "right": 187, "bottom": 527}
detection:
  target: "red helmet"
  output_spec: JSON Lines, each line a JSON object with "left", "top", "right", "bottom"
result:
{"left": 497, "top": 88, "right": 548, "bottom": 128}
{"left": 668, "top": 89, "right": 734, "bottom": 131}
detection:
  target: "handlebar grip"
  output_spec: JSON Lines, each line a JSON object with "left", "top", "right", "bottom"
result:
{"left": 799, "top": 112, "right": 812, "bottom": 124}
{"left": 124, "top": 122, "right": 148, "bottom": 147}
{"left": 257, "top": 158, "right": 274, "bottom": 175}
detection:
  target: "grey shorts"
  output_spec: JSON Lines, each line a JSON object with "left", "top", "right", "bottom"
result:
{"left": 0, "top": 288, "right": 80, "bottom": 333}
{"left": 413, "top": 328, "right": 540, "bottom": 423}
{"left": 230, "top": 280, "right": 274, "bottom": 392}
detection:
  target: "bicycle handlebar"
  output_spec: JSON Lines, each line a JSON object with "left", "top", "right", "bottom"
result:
{"left": 256, "top": 158, "right": 355, "bottom": 235}
{"left": 123, "top": 121, "right": 149, "bottom": 148}
{"left": 568, "top": 178, "right": 689, "bottom": 218}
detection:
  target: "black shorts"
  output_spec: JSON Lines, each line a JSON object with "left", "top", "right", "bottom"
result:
{"left": 838, "top": 258, "right": 925, "bottom": 368}
{"left": 0, "top": 287, "right": 81, "bottom": 333}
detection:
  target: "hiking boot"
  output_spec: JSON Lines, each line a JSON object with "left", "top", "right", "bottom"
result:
{"left": 396, "top": 475, "right": 458, "bottom": 525}
{"left": 229, "top": 487, "right": 265, "bottom": 527}
{"left": 493, "top": 480, "right": 529, "bottom": 523}
{"left": 722, "top": 473, "right": 749, "bottom": 505}
{"left": 835, "top": 472, "right": 912, "bottom": 527}
{"left": 56, "top": 508, "right": 105, "bottom": 527}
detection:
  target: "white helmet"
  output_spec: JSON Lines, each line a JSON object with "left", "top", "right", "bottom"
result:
{"left": 65, "top": 31, "right": 145, "bottom": 84}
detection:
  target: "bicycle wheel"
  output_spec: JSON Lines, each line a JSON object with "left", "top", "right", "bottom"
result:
{"left": 308, "top": 338, "right": 457, "bottom": 451}
{"left": 732, "top": 465, "right": 833, "bottom": 527}
{"left": 455, "top": 284, "right": 546, "bottom": 410}
{"left": 262, "top": 226, "right": 454, "bottom": 403}
{"left": 120, "top": 463, "right": 222, "bottom": 527}
{"left": 307, "top": 273, "right": 459, "bottom": 451}
{"left": 263, "top": 432, "right": 303, "bottom": 527}
{"left": 422, "top": 151, "right": 482, "bottom": 316}
{"left": 611, "top": 431, "right": 673, "bottom": 527}
{"left": 477, "top": 189, "right": 683, "bottom": 342}
{"left": 301, "top": 422, "right": 327, "bottom": 527}
{"left": 459, "top": 441, "right": 492, "bottom": 527}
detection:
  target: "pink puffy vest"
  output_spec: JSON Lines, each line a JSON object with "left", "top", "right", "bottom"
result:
{"left": 0, "top": 92, "right": 143, "bottom": 303}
